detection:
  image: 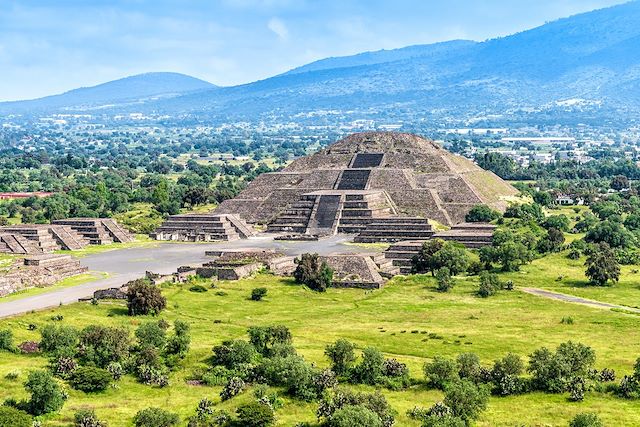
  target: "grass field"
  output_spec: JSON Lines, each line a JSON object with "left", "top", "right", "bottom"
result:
{"left": 1, "top": 269, "right": 640, "bottom": 426}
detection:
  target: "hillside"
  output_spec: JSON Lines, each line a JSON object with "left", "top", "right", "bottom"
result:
{"left": 2, "top": 1, "right": 640, "bottom": 123}
{"left": 0, "top": 72, "right": 216, "bottom": 113}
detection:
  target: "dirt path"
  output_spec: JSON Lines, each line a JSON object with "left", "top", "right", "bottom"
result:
{"left": 520, "top": 287, "right": 640, "bottom": 313}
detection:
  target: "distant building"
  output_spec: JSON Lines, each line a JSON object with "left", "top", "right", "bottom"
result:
{"left": 0, "top": 192, "right": 53, "bottom": 200}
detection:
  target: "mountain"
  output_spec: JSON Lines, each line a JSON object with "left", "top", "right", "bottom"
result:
{"left": 2, "top": 1, "right": 640, "bottom": 124}
{"left": 1, "top": 72, "right": 215, "bottom": 113}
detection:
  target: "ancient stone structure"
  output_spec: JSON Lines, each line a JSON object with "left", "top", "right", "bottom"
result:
{"left": 151, "top": 214, "right": 255, "bottom": 242}
{"left": 215, "top": 132, "right": 516, "bottom": 237}
{"left": 0, "top": 224, "right": 89, "bottom": 254}
{"left": 52, "top": 218, "right": 133, "bottom": 244}
{"left": 320, "top": 254, "right": 386, "bottom": 289}
{"left": 0, "top": 254, "right": 88, "bottom": 297}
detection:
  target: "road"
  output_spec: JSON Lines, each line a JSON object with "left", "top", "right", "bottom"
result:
{"left": 520, "top": 287, "right": 640, "bottom": 313}
{"left": 0, "top": 234, "right": 376, "bottom": 318}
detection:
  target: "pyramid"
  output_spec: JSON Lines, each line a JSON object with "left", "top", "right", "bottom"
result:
{"left": 215, "top": 132, "right": 517, "bottom": 234}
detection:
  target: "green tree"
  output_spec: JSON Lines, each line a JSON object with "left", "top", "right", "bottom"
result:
{"left": 585, "top": 243, "right": 620, "bottom": 286}
{"left": 126, "top": 279, "right": 167, "bottom": 316}
{"left": 465, "top": 205, "right": 500, "bottom": 222}
{"left": 325, "top": 339, "right": 357, "bottom": 376}
{"left": 424, "top": 356, "right": 459, "bottom": 390}
{"left": 235, "top": 402, "right": 275, "bottom": 427}
{"left": 69, "top": 366, "right": 112, "bottom": 392}
{"left": 133, "top": 407, "right": 179, "bottom": 427}
{"left": 0, "top": 406, "right": 32, "bottom": 427}
{"left": 435, "top": 267, "right": 455, "bottom": 292}
{"left": 443, "top": 380, "right": 489, "bottom": 424}
{"left": 293, "top": 253, "right": 333, "bottom": 292}
{"left": 24, "top": 370, "right": 66, "bottom": 415}
{"left": 329, "top": 404, "right": 383, "bottom": 427}
{"left": 569, "top": 413, "right": 604, "bottom": 427}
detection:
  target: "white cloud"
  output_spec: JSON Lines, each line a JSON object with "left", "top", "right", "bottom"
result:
{"left": 267, "top": 17, "right": 288, "bottom": 40}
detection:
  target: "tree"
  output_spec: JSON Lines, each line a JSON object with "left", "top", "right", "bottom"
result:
{"left": 235, "top": 402, "right": 275, "bottom": 427}
{"left": 133, "top": 407, "right": 180, "bottom": 427}
{"left": 477, "top": 271, "right": 502, "bottom": 297}
{"left": 248, "top": 325, "right": 293, "bottom": 357}
{"left": 443, "top": 379, "right": 489, "bottom": 424}
{"left": 435, "top": 267, "right": 455, "bottom": 292}
{"left": 585, "top": 220, "right": 635, "bottom": 248}
{"left": 474, "top": 152, "right": 516, "bottom": 179}
{"left": 325, "top": 339, "right": 357, "bottom": 376}
{"left": 413, "top": 240, "right": 468, "bottom": 276}
{"left": 496, "top": 241, "right": 531, "bottom": 271}
{"left": 542, "top": 215, "right": 570, "bottom": 232}
{"left": 127, "top": 279, "right": 167, "bottom": 316}
{"left": 611, "top": 175, "right": 629, "bottom": 191}
{"left": 351, "top": 347, "right": 385, "bottom": 385}
{"left": 412, "top": 239, "right": 445, "bottom": 274}
{"left": 465, "top": 205, "right": 500, "bottom": 223}
{"left": 585, "top": 243, "right": 620, "bottom": 286}
{"left": 39, "top": 324, "right": 78, "bottom": 357}
{"left": 251, "top": 287, "right": 268, "bottom": 301}
{"left": 0, "top": 329, "right": 14, "bottom": 352}
{"left": 293, "top": 253, "right": 334, "bottom": 292}
{"left": 165, "top": 320, "right": 191, "bottom": 357}
{"left": 528, "top": 341, "right": 596, "bottom": 393}
{"left": 24, "top": 370, "right": 66, "bottom": 415}
{"left": 78, "top": 325, "right": 130, "bottom": 368}
{"left": 69, "top": 366, "right": 112, "bottom": 392}
{"left": 135, "top": 321, "right": 167, "bottom": 350}
{"left": 537, "top": 227, "right": 565, "bottom": 253}
{"left": 213, "top": 339, "right": 257, "bottom": 368}
{"left": 424, "top": 356, "right": 459, "bottom": 390}
{"left": 0, "top": 406, "right": 32, "bottom": 427}
{"left": 570, "top": 413, "right": 604, "bottom": 427}
{"left": 491, "top": 353, "right": 524, "bottom": 395}
{"left": 329, "top": 404, "right": 383, "bottom": 427}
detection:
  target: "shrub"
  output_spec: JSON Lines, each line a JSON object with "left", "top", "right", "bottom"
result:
{"left": 126, "top": 279, "right": 167, "bottom": 316}
{"left": 78, "top": 325, "right": 130, "bottom": 368}
{"left": 18, "top": 341, "right": 39, "bottom": 354}
{"left": 293, "top": 253, "right": 333, "bottom": 292}
{"left": 0, "top": 406, "right": 32, "bottom": 427}
{"left": 528, "top": 341, "right": 596, "bottom": 393}
{"left": 456, "top": 353, "right": 481, "bottom": 382}
{"left": 24, "top": 369, "right": 67, "bottom": 415}
{"left": 251, "top": 287, "right": 268, "bottom": 301}
{"left": 465, "top": 204, "right": 500, "bottom": 223}
{"left": 491, "top": 353, "right": 524, "bottom": 395}
{"left": 133, "top": 407, "right": 179, "bottom": 427}
{"left": 189, "top": 284, "right": 208, "bottom": 293}
{"left": 435, "top": 267, "right": 455, "bottom": 292}
{"left": 350, "top": 347, "right": 385, "bottom": 385}
{"left": 39, "top": 324, "right": 78, "bottom": 357}
{"left": 236, "top": 402, "right": 275, "bottom": 427}
{"left": 74, "top": 408, "right": 107, "bottom": 427}
{"left": 599, "top": 368, "right": 616, "bottom": 382}
{"left": 256, "top": 355, "right": 319, "bottom": 401}
{"left": 317, "top": 387, "right": 394, "bottom": 427}
{"left": 106, "top": 362, "right": 124, "bottom": 381}
{"left": 569, "top": 413, "right": 604, "bottom": 427}
{"left": 248, "top": 325, "right": 293, "bottom": 357}
{"left": 165, "top": 320, "right": 191, "bottom": 357}
{"left": 329, "top": 404, "right": 382, "bottom": 427}
{"left": 325, "top": 339, "right": 356, "bottom": 376}
{"left": 52, "top": 356, "right": 77, "bottom": 379}
{"left": 213, "top": 339, "right": 257, "bottom": 369}
{"left": 443, "top": 379, "right": 489, "bottom": 423}
{"left": 135, "top": 321, "right": 167, "bottom": 350}
{"left": 220, "top": 376, "right": 245, "bottom": 401}
{"left": 69, "top": 366, "right": 112, "bottom": 392}
{"left": 0, "top": 329, "right": 14, "bottom": 352}
{"left": 424, "top": 356, "right": 459, "bottom": 390}
{"left": 477, "top": 271, "right": 501, "bottom": 298}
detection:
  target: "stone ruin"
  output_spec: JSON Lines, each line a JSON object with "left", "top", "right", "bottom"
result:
{"left": 151, "top": 213, "right": 256, "bottom": 242}
{"left": 0, "top": 254, "right": 88, "bottom": 297}
{"left": 0, "top": 218, "right": 133, "bottom": 255}
{"left": 52, "top": 218, "right": 134, "bottom": 244}
{"left": 213, "top": 132, "right": 516, "bottom": 242}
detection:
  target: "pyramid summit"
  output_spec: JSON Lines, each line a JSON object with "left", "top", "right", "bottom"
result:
{"left": 215, "top": 132, "right": 517, "bottom": 234}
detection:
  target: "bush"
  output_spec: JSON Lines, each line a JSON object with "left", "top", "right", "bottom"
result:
{"left": 329, "top": 404, "right": 382, "bottom": 427}
{"left": 39, "top": 324, "right": 78, "bottom": 357}
{"left": 569, "top": 413, "right": 604, "bottom": 427}
{"left": 350, "top": 347, "right": 384, "bottom": 385}
{"left": 325, "top": 339, "right": 357, "bottom": 376}
{"left": 465, "top": 204, "right": 500, "bottom": 223}
{"left": 248, "top": 325, "right": 293, "bottom": 357}
{"left": 220, "top": 376, "right": 245, "bottom": 401}
{"left": 293, "top": 253, "right": 333, "bottom": 292}
{"left": 317, "top": 387, "right": 394, "bottom": 427}
{"left": 256, "top": 355, "right": 319, "bottom": 401}
{"left": 165, "top": 320, "right": 191, "bottom": 357}
{"left": 188, "top": 284, "right": 208, "bottom": 293}
{"left": 424, "top": 356, "right": 459, "bottom": 390}
{"left": 24, "top": 369, "right": 66, "bottom": 415}
{"left": 251, "top": 287, "right": 268, "bottom": 301}
{"left": 74, "top": 408, "right": 107, "bottom": 427}
{"left": 456, "top": 353, "right": 481, "bottom": 382}
{"left": 78, "top": 325, "right": 130, "bottom": 368}
{"left": 491, "top": 353, "right": 524, "bottom": 395}
{"left": 126, "top": 279, "right": 167, "bottom": 316}
{"left": 135, "top": 321, "right": 167, "bottom": 350}
{"left": 0, "top": 406, "right": 32, "bottom": 427}
{"left": 69, "top": 366, "right": 112, "bottom": 392}
{"left": 236, "top": 402, "right": 275, "bottom": 427}
{"left": 0, "top": 329, "right": 14, "bottom": 352}
{"left": 213, "top": 339, "right": 257, "bottom": 369}
{"left": 443, "top": 379, "right": 489, "bottom": 423}
{"left": 133, "top": 407, "right": 179, "bottom": 427}
{"left": 585, "top": 243, "right": 620, "bottom": 286}
{"left": 528, "top": 341, "right": 596, "bottom": 393}
{"left": 477, "top": 271, "right": 501, "bottom": 298}
{"left": 435, "top": 267, "right": 455, "bottom": 292}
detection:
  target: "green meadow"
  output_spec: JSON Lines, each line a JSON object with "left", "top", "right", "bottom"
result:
{"left": 1, "top": 262, "right": 640, "bottom": 426}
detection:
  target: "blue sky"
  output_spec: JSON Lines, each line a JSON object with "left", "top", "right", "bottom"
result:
{"left": 0, "top": 0, "right": 628, "bottom": 101}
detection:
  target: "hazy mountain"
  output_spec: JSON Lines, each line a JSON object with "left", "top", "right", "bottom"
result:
{"left": 3, "top": 1, "right": 640, "bottom": 124}
{"left": 0, "top": 72, "right": 215, "bottom": 113}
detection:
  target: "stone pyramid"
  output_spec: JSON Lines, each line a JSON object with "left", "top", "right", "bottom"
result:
{"left": 215, "top": 132, "right": 517, "bottom": 231}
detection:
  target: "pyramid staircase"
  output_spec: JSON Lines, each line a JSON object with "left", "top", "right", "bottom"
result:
{"left": 0, "top": 233, "right": 42, "bottom": 254}
{"left": 152, "top": 214, "right": 255, "bottom": 242}
{"left": 52, "top": 218, "right": 133, "bottom": 245}
{"left": 381, "top": 241, "right": 424, "bottom": 275}
{"left": 353, "top": 217, "right": 436, "bottom": 243}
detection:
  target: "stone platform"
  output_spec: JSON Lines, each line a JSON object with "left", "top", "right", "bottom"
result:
{"left": 0, "top": 224, "right": 89, "bottom": 253}
{"left": 52, "top": 218, "right": 133, "bottom": 244}
{"left": 151, "top": 214, "right": 255, "bottom": 242}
